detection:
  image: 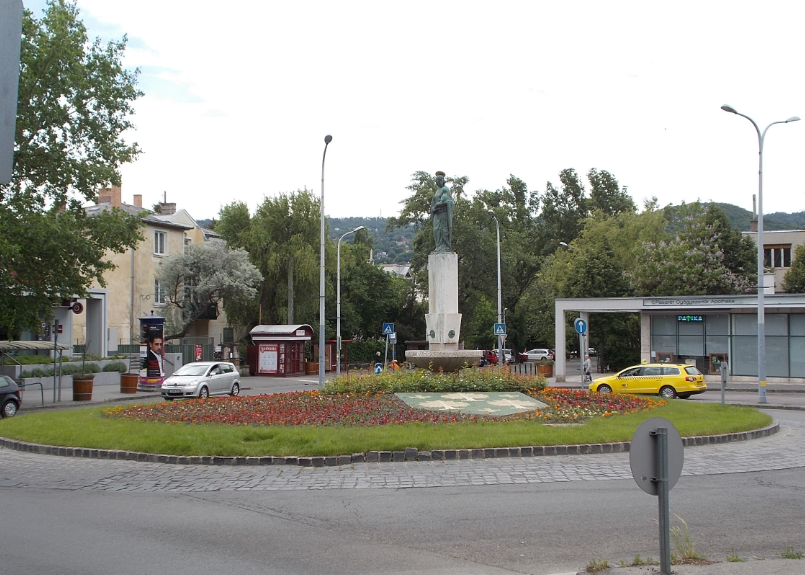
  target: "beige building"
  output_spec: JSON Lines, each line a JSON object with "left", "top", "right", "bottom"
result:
{"left": 742, "top": 225, "right": 805, "bottom": 293}
{"left": 71, "top": 186, "right": 227, "bottom": 356}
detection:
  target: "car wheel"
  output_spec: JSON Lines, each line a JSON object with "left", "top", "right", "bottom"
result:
{"left": 659, "top": 385, "right": 677, "bottom": 399}
{"left": 198, "top": 386, "right": 209, "bottom": 399}
{"left": 2, "top": 399, "right": 18, "bottom": 417}
{"left": 677, "top": 393, "right": 691, "bottom": 399}
{"left": 163, "top": 397, "right": 174, "bottom": 402}
{"left": 597, "top": 384, "right": 612, "bottom": 394}
{"left": 230, "top": 382, "right": 240, "bottom": 397}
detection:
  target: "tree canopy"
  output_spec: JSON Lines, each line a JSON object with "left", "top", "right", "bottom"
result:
{"left": 0, "top": 0, "right": 143, "bottom": 336}
{"left": 156, "top": 240, "right": 262, "bottom": 340}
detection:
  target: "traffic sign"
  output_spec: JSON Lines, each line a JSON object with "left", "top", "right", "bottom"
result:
{"left": 493, "top": 323, "right": 506, "bottom": 336}
{"left": 382, "top": 323, "right": 394, "bottom": 336}
{"left": 373, "top": 363, "right": 383, "bottom": 375}
{"left": 389, "top": 332, "right": 397, "bottom": 344}
{"left": 630, "top": 417, "right": 684, "bottom": 496}
{"left": 574, "top": 318, "right": 587, "bottom": 335}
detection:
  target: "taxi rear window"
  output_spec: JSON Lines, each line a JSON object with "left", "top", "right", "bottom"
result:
{"left": 684, "top": 367, "right": 702, "bottom": 375}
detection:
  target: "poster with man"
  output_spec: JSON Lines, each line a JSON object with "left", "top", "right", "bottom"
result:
{"left": 140, "top": 324, "right": 165, "bottom": 387}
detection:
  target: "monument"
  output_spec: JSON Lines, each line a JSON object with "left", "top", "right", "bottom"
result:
{"left": 406, "top": 172, "right": 483, "bottom": 371}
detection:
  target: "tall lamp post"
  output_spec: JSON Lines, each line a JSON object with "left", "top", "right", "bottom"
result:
{"left": 319, "top": 135, "right": 332, "bottom": 387}
{"left": 337, "top": 225, "right": 365, "bottom": 376}
{"left": 721, "top": 105, "right": 799, "bottom": 404}
{"left": 488, "top": 210, "right": 503, "bottom": 366}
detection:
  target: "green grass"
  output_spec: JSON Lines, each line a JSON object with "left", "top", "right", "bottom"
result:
{"left": 0, "top": 400, "right": 772, "bottom": 457}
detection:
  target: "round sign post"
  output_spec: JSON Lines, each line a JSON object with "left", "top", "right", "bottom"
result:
{"left": 630, "top": 417, "right": 684, "bottom": 575}
{"left": 574, "top": 318, "right": 587, "bottom": 386}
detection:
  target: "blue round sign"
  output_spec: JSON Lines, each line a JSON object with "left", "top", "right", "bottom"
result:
{"left": 574, "top": 318, "right": 587, "bottom": 335}
{"left": 373, "top": 363, "right": 383, "bottom": 375}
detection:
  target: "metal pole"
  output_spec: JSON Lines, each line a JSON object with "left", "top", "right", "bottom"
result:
{"left": 53, "top": 318, "right": 58, "bottom": 403}
{"left": 318, "top": 135, "right": 332, "bottom": 386}
{"left": 721, "top": 106, "right": 799, "bottom": 404}
{"left": 336, "top": 226, "right": 364, "bottom": 376}
{"left": 488, "top": 211, "right": 502, "bottom": 366}
{"left": 654, "top": 427, "right": 671, "bottom": 575}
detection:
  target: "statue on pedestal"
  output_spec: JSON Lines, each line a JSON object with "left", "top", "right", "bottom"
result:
{"left": 431, "top": 171, "right": 454, "bottom": 253}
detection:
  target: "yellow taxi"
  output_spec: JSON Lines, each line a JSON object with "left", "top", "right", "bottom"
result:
{"left": 588, "top": 363, "right": 706, "bottom": 399}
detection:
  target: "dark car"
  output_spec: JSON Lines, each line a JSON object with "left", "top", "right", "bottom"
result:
{"left": 1, "top": 375, "right": 22, "bottom": 417}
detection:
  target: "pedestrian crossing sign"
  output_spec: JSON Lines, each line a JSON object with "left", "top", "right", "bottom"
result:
{"left": 382, "top": 323, "right": 394, "bottom": 335}
{"left": 494, "top": 323, "right": 506, "bottom": 336}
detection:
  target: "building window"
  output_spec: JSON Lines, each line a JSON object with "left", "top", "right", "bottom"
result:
{"left": 764, "top": 245, "right": 791, "bottom": 268}
{"left": 154, "top": 279, "right": 167, "bottom": 304}
{"left": 154, "top": 231, "right": 167, "bottom": 255}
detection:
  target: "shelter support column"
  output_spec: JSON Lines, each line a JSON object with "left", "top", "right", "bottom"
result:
{"left": 555, "top": 309, "right": 567, "bottom": 382}
{"left": 641, "top": 313, "right": 651, "bottom": 363}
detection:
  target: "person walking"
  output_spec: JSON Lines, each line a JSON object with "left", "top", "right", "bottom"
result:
{"left": 583, "top": 354, "right": 591, "bottom": 383}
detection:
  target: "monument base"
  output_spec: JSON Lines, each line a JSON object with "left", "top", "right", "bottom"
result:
{"left": 406, "top": 350, "right": 484, "bottom": 373}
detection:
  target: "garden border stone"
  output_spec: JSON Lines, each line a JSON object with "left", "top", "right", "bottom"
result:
{"left": 0, "top": 421, "right": 780, "bottom": 467}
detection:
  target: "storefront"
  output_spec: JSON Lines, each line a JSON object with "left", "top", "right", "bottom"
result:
{"left": 554, "top": 294, "right": 805, "bottom": 382}
{"left": 247, "top": 325, "right": 313, "bottom": 377}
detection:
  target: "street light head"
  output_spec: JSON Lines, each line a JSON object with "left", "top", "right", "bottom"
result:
{"left": 721, "top": 104, "right": 738, "bottom": 114}
{"left": 487, "top": 209, "right": 495, "bottom": 217}
{"left": 786, "top": 116, "right": 801, "bottom": 123}
{"left": 354, "top": 226, "right": 365, "bottom": 232}
{"left": 559, "top": 241, "right": 569, "bottom": 247}
{"left": 324, "top": 135, "right": 332, "bottom": 144}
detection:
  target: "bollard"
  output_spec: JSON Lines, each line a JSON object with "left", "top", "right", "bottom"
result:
{"left": 720, "top": 361, "right": 729, "bottom": 407}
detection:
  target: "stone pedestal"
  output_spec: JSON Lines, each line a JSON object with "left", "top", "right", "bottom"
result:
{"left": 426, "top": 252, "right": 462, "bottom": 351}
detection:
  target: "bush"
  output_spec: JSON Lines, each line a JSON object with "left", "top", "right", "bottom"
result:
{"left": 102, "top": 361, "right": 128, "bottom": 373}
{"left": 60, "top": 363, "right": 101, "bottom": 376}
{"left": 22, "top": 367, "right": 52, "bottom": 377}
{"left": 322, "top": 366, "right": 546, "bottom": 395}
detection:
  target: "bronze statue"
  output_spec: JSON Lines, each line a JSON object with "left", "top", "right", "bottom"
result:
{"left": 431, "top": 171, "right": 454, "bottom": 253}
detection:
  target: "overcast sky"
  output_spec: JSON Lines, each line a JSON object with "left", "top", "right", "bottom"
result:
{"left": 24, "top": 0, "right": 805, "bottom": 220}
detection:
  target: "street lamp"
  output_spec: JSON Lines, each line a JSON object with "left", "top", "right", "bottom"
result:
{"left": 337, "top": 225, "right": 365, "bottom": 376}
{"left": 488, "top": 210, "right": 503, "bottom": 366}
{"left": 319, "top": 135, "right": 332, "bottom": 387}
{"left": 721, "top": 105, "right": 800, "bottom": 404}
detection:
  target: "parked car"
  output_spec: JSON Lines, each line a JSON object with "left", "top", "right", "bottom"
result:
{"left": 588, "top": 363, "right": 706, "bottom": 399}
{"left": 518, "top": 348, "right": 552, "bottom": 362}
{"left": 587, "top": 347, "right": 596, "bottom": 356}
{"left": 478, "top": 350, "right": 499, "bottom": 367}
{"left": 161, "top": 361, "right": 240, "bottom": 400}
{"left": 501, "top": 349, "right": 513, "bottom": 364}
{"left": 1, "top": 375, "right": 21, "bottom": 417}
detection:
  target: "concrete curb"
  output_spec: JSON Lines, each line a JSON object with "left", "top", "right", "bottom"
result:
{"left": 0, "top": 421, "right": 780, "bottom": 467}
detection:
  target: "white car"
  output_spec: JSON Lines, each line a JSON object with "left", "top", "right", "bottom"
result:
{"left": 520, "top": 348, "right": 552, "bottom": 362}
{"left": 161, "top": 361, "right": 240, "bottom": 400}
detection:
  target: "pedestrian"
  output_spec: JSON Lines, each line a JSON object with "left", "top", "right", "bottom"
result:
{"left": 374, "top": 351, "right": 383, "bottom": 375}
{"left": 583, "top": 354, "right": 591, "bottom": 383}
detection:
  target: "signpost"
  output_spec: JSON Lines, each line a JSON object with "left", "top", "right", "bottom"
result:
{"left": 574, "top": 318, "right": 587, "bottom": 384}
{"left": 630, "top": 417, "right": 684, "bottom": 575}
{"left": 0, "top": 0, "right": 23, "bottom": 184}
{"left": 382, "top": 323, "right": 394, "bottom": 369}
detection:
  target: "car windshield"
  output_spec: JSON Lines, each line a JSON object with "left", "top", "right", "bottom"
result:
{"left": 173, "top": 364, "right": 210, "bottom": 376}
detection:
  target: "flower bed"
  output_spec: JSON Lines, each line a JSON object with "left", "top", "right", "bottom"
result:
{"left": 104, "top": 389, "right": 663, "bottom": 427}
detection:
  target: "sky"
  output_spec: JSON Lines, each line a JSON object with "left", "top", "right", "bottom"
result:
{"left": 23, "top": 0, "right": 805, "bottom": 220}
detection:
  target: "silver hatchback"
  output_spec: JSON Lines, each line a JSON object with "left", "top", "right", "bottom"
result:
{"left": 161, "top": 362, "right": 240, "bottom": 400}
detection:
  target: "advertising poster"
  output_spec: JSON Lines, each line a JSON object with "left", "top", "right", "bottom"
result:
{"left": 140, "top": 323, "right": 165, "bottom": 387}
{"left": 258, "top": 344, "right": 278, "bottom": 374}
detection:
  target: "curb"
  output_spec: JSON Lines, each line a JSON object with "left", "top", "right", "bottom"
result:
{"left": 0, "top": 421, "right": 780, "bottom": 467}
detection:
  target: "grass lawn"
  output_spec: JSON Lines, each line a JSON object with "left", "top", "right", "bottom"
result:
{"left": 0, "top": 399, "right": 772, "bottom": 457}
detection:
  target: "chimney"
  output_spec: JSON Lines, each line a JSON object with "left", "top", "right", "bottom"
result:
{"left": 109, "top": 185, "right": 122, "bottom": 207}
{"left": 159, "top": 202, "right": 177, "bottom": 215}
{"left": 750, "top": 219, "right": 758, "bottom": 232}
{"left": 133, "top": 194, "right": 143, "bottom": 207}
{"left": 98, "top": 187, "right": 111, "bottom": 205}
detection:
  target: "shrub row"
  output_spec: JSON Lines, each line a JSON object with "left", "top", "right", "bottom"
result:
{"left": 21, "top": 361, "right": 128, "bottom": 378}
{"left": 322, "top": 366, "right": 546, "bottom": 395}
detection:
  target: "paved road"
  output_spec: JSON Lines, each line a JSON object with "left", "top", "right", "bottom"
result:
{"left": 1, "top": 410, "right": 804, "bottom": 575}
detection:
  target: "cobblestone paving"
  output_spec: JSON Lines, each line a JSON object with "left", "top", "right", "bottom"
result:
{"left": 1, "top": 417, "right": 803, "bottom": 493}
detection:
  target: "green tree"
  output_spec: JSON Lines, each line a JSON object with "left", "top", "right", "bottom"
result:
{"left": 536, "top": 168, "right": 588, "bottom": 254}
{"left": 783, "top": 244, "right": 805, "bottom": 293}
{"left": 156, "top": 241, "right": 263, "bottom": 340}
{"left": 0, "top": 0, "right": 143, "bottom": 336}
{"left": 217, "top": 191, "right": 321, "bottom": 328}
{"left": 632, "top": 203, "right": 754, "bottom": 296}
{"left": 587, "top": 168, "right": 636, "bottom": 216}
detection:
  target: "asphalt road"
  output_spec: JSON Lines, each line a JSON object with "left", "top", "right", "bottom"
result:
{"left": 1, "top": 409, "right": 803, "bottom": 575}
